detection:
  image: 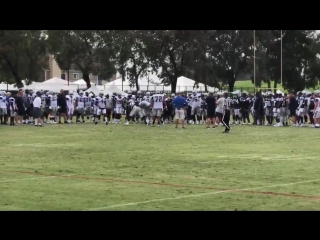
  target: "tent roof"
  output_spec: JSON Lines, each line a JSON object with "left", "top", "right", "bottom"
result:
{"left": 84, "top": 85, "right": 101, "bottom": 95}
{"left": 104, "top": 85, "right": 127, "bottom": 96}
{"left": 73, "top": 79, "right": 95, "bottom": 85}
{"left": 43, "top": 77, "right": 67, "bottom": 84}
{"left": 25, "top": 82, "right": 78, "bottom": 92}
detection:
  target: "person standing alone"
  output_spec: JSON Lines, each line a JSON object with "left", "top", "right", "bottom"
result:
{"left": 172, "top": 92, "right": 187, "bottom": 129}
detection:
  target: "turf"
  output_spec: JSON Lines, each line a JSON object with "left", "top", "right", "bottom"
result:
{"left": 1, "top": 122, "right": 320, "bottom": 210}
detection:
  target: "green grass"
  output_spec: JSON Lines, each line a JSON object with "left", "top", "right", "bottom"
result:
{"left": 234, "top": 80, "right": 320, "bottom": 92}
{"left": 234, "top": 80, "right": 284, "bottom": 91}
{"left": 1, "top": 122, "right": 320, "bottom": 210}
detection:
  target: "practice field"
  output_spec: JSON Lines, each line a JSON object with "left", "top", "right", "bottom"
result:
{"left": 1, "top": 123, "right": 320, "bottom": 210}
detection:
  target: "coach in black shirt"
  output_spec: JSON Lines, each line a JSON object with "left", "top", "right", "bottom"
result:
{"left": 57, "top": 89, "right": 67, "bottom": 124}
{"left": 205, "top": 92, "right": 216, "bottom": 128}
{"left": 253, "top": 92, "right": 263, "bottom": 125}
{"left": 288, "top": 91, "right": 298, "bottom": 125}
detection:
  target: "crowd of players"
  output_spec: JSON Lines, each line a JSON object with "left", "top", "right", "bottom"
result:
{"left": 0, "top": 88, "right": 320, "bottom": 128}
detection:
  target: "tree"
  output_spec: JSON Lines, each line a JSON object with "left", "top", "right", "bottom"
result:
{"left": 116, "top": 30, "right": 151, "bottom": 91}
{"left": 46, "top": 30, "right": 118, "bottom": 88}
{"left": 142, "top": 30, "right": 199, "bottom": 93}
{"left": 207, "top": 30, "right": 253, "bottom": 92}
{"left": 259, "top": 30, "right": 320, "bottom": 92}
{"left": 184, "top": 30, "right": 221, "bottom": 91}
{"left": 0, "top": 30, "right": 48, "bottom": 88}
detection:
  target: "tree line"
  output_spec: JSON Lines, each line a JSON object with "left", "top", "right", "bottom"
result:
{"left": 0, "top": 30, "right": 320, "bottom": 93}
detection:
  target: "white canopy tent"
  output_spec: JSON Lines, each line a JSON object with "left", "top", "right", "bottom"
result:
{"left": 105, "top": 78, "right": 166, "bottom": 92}
{"left": 73, "top": 79, "right": 95, "bottom": 86}
{"left": 0, "top": 84, "right": 18, "bottom": 91}
{"left": 43, "top": 77, "right": 68, "bottom": 84}
{"left": 105, "top": 78, "right": 131, "bottom": 91}
{"left": 25, "top": 82, "right": 79, "bottom": 92}
{"left": 104, "top": 75, "right": 218, "bottom": 93}
{"left": 175, "top": 76, "right": 218, "bottom": 92}
{"left": 84, "top": 85, "right": 101, "bottom": 95}
{"left": 103, "top": 85, "right": 127, "bottom": 96}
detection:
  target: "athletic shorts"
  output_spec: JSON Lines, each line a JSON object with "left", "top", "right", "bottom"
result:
{"left": 175, "top": 109, "right": 185, "bottom": 120}
{"left": 207, "top": 108, "right": 215, "bottom": 118}
{"left": 33, "top": 107, "right": 41, "bottom": 119}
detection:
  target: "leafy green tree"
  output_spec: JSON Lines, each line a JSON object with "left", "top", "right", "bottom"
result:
{"left": 256, "top": 30, "right": 320, "bottom": 92}
{"left": 0, "top": 30, "right": 48, "bottom": 88}
{"left": 116, "top": 30, "right": 151, "bottom": 91}
{"left": 46, "top": 30, "right": 118, "bottom": 88}
{"left": 142, "top": 30, "right": 199, "bottom": 93}
{"left": 207, "top": 30, "right": 253, "bottom": 92}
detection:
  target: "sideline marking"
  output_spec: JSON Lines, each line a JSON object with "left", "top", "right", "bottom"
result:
{"left": 86, "top": 178, "right": 320, "bottom": 210}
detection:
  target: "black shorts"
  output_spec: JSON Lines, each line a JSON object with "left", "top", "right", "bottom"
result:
{"left": 58, "top": 107, "right": 67, "bottom": 114}
{"left": 29, "top": 105, "right": 33, "bottom": 116}
{"left": 289, "top": 109, "right": 296, "bottom": 117}
{"left": 33, "top": 107, "right": 41, "bottom": 119}
{"left": 17, "top": 108, "right": 25, "bottom": 116}
{"left": 216, "top": 112, "right": 223, "bottom": 119}
{"left": 207, "top": 109, "right": 215, "bottom": 118}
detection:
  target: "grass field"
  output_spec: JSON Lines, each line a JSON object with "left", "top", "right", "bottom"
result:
{"left": 234, "top": 80, "right": 320, "bottom": 92}
{"left": 234, "top": 80, "right": 285, "bottom": 92}
{"left": 1, "top": 122, "right": 320, "bottom": 210}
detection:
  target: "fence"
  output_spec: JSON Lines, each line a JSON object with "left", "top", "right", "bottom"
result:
{"left": 105, "top": 85, "right": 258, "bottom": 93}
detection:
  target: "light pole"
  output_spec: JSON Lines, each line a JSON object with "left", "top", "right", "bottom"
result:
{"left": 147, "top": 70, "right": 151, "bottom": 91}
{"left": 280, "top": 30, "right": 283, "bottom": 87}
{"left": 253, "top": 30, "right": 256, "bottom": 88}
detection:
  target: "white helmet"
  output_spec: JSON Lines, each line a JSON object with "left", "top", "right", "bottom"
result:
{"left": 69, "top": 91, "right": 73, "bottom": 95}
{"left": 89, "top": 93, "right": 93, "bottom": 97}
{"left": 79, "top": 90, "right": 83, "bottom": 95}
{"left": 146, "top": 91, "right": 150, "bottom": 96}
{"left": 171, "top": 93, "right": 175, "bottom": 97}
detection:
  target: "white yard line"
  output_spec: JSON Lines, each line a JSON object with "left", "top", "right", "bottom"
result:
{"left": 0, "top": 169, "right": 119, "bottom": 183}
{"left": 85, "top": 178, "right": 320, "bottom": 211}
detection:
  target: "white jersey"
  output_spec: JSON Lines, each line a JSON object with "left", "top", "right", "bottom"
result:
{"left": 66, "top": 95, "right": 73, "bottom": 108}
{"left": 95, "top": 96, "right": 105, "bottom": 109}
{"left": 143, "top": 96, "right": 151, "bottom": 102}
{"left": 315, "top": 98, "right": 320, "bottom": 110}
{"left": 128, "top": 99, "right": 135, "bottom": 107}
{"left": 84, "top": 96, "right": 91, "bottom": 107}
{"left": 77, "top": 95, "right": 85, "bottom": 108}
{"left": 115, "top": 96, "right": 123, "bottom": 108}
{"left": 9, "top": 97, "right": 15, "bottom": 110}
{"left": 70, "top": 95, "right": 75, "bottom": 105}
{"left": 50, "top": 95, "right": 58, "bottom": 108}
{"left": 41, "top": 94, "right": 46, "bottom": 107}
{"left": 192, "top": 94, "right": 202, "bottom": 108}
{"left": 152, "top": 94, "right": 164, "bottom": 109}
{"left": 0, "top": 96, "right": 6, "bottom": 108}
{"left": 298, "top": 96, "right": 304, "bottom": 108}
